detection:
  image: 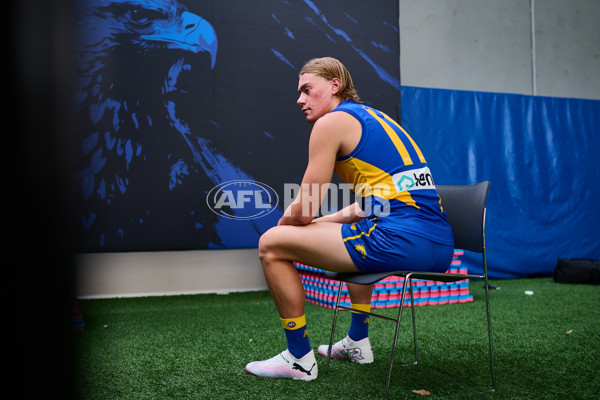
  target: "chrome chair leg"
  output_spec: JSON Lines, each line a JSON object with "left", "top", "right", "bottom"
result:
{"left": 326, "top": 283, "right": 344, "bottom": 373}
{"left": 384, "top": 272, "right": 413, "bottom": 398}
{"left": 409, "top": 277, "right": 418, "bottom": 364}
{"left": 483, "top": 255, "right": 496, "bottom": 390}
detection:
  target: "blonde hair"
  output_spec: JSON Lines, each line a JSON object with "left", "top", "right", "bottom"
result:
{"left": 300, "top": 57, "right": 361, "bottom": 102}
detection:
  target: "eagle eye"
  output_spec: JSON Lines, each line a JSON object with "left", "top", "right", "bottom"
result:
{"left": 103, "top": 4, "right": 168, "bottom": 27}
{"left": 127, "top": 7, "right": 165, "bottom": 25}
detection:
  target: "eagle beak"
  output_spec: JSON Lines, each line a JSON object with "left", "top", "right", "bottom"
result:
{"left": 141, "top": 11, "right": 218, "bottom": 69}
{"left": 187, "top": 13, "right": 218, "bottom": 69}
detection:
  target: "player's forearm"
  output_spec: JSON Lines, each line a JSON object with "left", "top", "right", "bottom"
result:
{"left": 312, "top": 202, "right": 365, "bottom": 224}
{"left": 278, "top": 213, "right": 313, "bottom": 226}
{"left": 278, "top": 200, "right": 316, "bottom": 226}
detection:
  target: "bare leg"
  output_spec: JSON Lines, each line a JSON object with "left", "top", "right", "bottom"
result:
{"left": 346, "top": 282, "right": 374, "bottom": 305}
{"left": 258, "top": 222, "right": 359, "bottom": 319}
{"left": 249, "top": 222, "right": 376, "bottom": 376}
{"left": 261, "top": 258, "right": 306, "bottom": 318}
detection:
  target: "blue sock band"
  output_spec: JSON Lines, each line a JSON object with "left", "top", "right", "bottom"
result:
{"left": 281, "top": 315, "right": 311, "bottom": 359}
{"left": 348, "top": 303, "right": 370, "bottom": 341}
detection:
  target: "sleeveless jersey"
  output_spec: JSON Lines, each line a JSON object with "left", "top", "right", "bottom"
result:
{"left": 332, "top": 100, "right": 453, "bottom": 246}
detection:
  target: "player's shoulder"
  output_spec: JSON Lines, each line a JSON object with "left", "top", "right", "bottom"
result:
{"left": 316, "top": 107, "right": 359, "bottom": 130}
{"left": 309, "top": 109, "right": 361, "bottom": 155}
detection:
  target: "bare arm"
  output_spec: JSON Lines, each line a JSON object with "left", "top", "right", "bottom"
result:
{"left": 312, "top": 201, "right": 365, "bottom": 224}
{"left": 279, "top": 112, "right": 355, "bottom": 226}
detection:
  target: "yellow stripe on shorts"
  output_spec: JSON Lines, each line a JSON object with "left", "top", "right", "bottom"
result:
{"left": 343, "top": 224, "right": 377, "bottom": 242}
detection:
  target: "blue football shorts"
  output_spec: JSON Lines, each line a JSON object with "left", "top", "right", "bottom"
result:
{"left": 341, "top": 217, "right": 454, "bottom": 274}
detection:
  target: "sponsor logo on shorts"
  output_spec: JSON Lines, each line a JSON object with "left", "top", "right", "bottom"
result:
{"left": 392, "top": 166, "right": 435, "bottom": 192}
{"left": 354, "top": 244, "right": 367, "bottom": 259}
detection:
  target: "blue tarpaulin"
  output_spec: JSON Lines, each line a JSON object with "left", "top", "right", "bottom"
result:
{"left": 400, "top": 86, "right": 600, "bottom": 279}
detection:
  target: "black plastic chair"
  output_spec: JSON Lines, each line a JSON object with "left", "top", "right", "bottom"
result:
{"left": 324, "top": 181, "right": 495, "bottom": 397}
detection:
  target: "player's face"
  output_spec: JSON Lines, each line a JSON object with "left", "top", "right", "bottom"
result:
{"left": 297, "top": 73, "right": 340, "bottom": 123}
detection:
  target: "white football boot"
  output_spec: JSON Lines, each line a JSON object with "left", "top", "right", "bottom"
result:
{"left": 318, "top": 335, "right": 374, "bottom": 364}
{"left": 246, "top": 349, "right": 318, "bottom": 381}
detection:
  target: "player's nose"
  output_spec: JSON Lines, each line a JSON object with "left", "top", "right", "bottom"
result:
{"left": 297, "top": 93, "right": 305, "bottom": 105}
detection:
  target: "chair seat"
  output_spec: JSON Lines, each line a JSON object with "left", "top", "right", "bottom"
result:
{"left": 324, "top": 270, "right": 484, "bottom": 286}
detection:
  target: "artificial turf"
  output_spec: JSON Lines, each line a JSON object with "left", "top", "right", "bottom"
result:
{"left": 72, "top": 277, "right": 599, "bottom": 399}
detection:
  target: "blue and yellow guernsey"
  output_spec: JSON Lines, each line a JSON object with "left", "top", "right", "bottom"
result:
{"left": 332, "top": 100, "right": 453, "bottom": 246}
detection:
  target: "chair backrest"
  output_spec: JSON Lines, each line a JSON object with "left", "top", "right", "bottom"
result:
{"left": 436, "top": 182, "right": 490, "bottom": 254}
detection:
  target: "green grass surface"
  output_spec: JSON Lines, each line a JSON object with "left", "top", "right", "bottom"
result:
{"left": 73, "top": 278, "right": 600, "bottom": 399}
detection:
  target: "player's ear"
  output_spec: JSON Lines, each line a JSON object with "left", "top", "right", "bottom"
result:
{"left": 330, "top": 77, "right": 341, "bottom": 95}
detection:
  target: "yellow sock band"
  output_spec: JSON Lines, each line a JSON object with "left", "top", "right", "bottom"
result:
{"left": 350, "top": 303, "right": 371, "bottom": 314}
{"left": 281, "top": 315, "right": 306, "bottom": 330}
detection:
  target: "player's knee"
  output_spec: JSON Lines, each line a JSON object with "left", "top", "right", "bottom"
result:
{"left": 258, "top": 227, "right": 279, "bottom": 265}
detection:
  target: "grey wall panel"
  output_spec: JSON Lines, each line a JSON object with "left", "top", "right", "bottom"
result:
{"left": 400, "top": 0, "right": 599, "bottom": 100}
{"left": 534, "top": 0, "right": 600, "bottom": 100}
{"left": 400, "top": 0, "right": 533, "bottom": 95}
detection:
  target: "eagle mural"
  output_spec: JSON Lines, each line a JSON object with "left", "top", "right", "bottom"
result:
{"left": 70, "top": 0, "right": 401, "bottom": 252}
{"left": 72, "top": 0, "right": 275, "bottom": 251}
{"left": 73, "top": 0, "right": 216, "bottom": 205}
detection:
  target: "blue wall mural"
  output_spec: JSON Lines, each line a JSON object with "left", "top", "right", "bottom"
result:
{"left": 71, "top": 0, "right": 401, "bottom": 252}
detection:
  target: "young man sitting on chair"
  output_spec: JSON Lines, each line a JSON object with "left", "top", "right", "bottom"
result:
{"left": 245, "top": 57, "right": 454, "bottom": 381}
